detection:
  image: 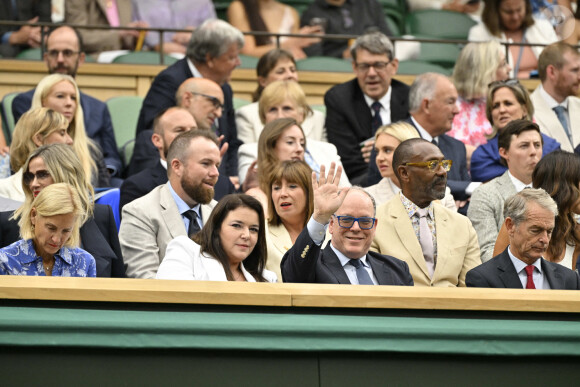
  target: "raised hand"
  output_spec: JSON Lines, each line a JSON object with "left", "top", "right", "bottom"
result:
{"left": 312, "top": 162, "right": 350, "bottom": 224}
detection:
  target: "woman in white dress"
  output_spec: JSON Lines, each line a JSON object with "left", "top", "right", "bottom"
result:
{"left": 157, "top": 194, "right": 277, "bottom": 282}
{"left": 365, "top": 121, "right": 457, "bottom": 211}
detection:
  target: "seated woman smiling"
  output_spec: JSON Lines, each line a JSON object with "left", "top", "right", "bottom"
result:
{"left": 157, "top": 194, "right": 276, "bottom": 282}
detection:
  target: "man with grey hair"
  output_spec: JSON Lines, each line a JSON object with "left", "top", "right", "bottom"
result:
{"left": 133, "top": 19, "right": 243, "bottom": 182}
{"left": 406, "top": 72, "right": 476, "bottom": 211}
{"left": 281, "top": 163, "right": 413, "bottom": 285}
{"left": 120, "top": 130, "right": 220, "bottom": 279}
{"left": 324, "top": 32, "right": 410, "bottom": 186}
{"left": 466, "top": 189, "right": 580, "bottom": 289}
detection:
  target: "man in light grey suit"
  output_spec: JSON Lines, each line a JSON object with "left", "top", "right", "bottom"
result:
{"left": 468, "top": 120, "right": 542, "bottom": 263}
{"left": 530, "top": 42, "right": 580, "bottom": 152}
{"left": 119, "top": 127, "right": 220, "bottom": 278}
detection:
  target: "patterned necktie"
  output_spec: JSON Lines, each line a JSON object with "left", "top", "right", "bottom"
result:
{"left": 553, "top": 106, "right": 572, "bottom": 145}
{"left": 183, "top": 210, "right": 201, "bottom": 238}
{"left": 524, "top": 265, "right": 536, "bottom": 289}
{"left": 349, "top": 259, "right": 374, "bottom": 285}
{"left": 371, "top": 101, "right": 383, "bottom": 134}
{"left": 415, "top": 208, "right": 435, "bottom": 277}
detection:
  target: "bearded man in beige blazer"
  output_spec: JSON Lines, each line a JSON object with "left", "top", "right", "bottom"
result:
{"left": 371, "top": 138, "right": 480, "bottom": 286}
{"left": 120, "top": 129, "right": 219, "bottom": 279}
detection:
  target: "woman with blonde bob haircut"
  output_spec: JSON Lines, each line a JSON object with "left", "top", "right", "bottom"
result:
{"left": 365, "top": 121, "right": 457, "bottom": 210}
{"left": 0, "top": 108, "right": 71, "bottom": 200}
{"left": 0, "top": 144, "right": 125, "bottom": 277}
{"left": 0, "top": 183, "right": 96, "bottom": 277}
{"left": 31, "top": 73, "right": 110, "bottom": 187}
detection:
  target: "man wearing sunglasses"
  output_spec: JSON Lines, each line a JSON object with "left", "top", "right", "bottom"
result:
{"left": 281, "top": 163, "right": 413, "bottom": 286}
{"left": 371, "top": 138, "right": 480, "bottom": 287}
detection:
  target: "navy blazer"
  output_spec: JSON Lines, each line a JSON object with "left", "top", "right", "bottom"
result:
{"left": 325, "top": 78, "right": 410, "bottom": 182}
{"left": 466, "top": 249, "right": 580, "bottom": 289}
{"left": 134, "top": 58, "right": 241, "bottom": 176}
{"left": 0, "top": 204, "right": 125, "bottom": 278}
{"left": 12, "top": 89, "right": 122, "bottom": 175}
{"left": 281, "top": 227, "right": 414, "bottom": 285}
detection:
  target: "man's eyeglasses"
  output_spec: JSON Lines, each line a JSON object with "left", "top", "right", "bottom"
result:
{"left": 46, "top": 49, "right": 80, "bottom": 59}
{"left": 333, "top": 215, "right": 376, "bottom": 229}
{"left": 23, "top": 170, "right": 51, "bottom": 185}
{"left": 488, "top": 79, "right": 520, "bottom": 89}
{"left": 355, "top": 61, "right": 391, "bottom": 72}
{"left": 191, "top": 92, "right": 224, "bottom": 110}
{"left": 404, "top": 159, "right": 452, "bottom": 172}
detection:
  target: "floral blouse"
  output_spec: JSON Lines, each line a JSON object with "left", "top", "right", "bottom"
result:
{"left": 0, "top": 239, "right": 96, "bottom": 277}
{"left": 448, "top": 97, "right": 492, "bottom": 147}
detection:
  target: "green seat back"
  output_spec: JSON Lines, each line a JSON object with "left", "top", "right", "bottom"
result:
{"left": 1, "top": 92, "right": 18, "bottom": 145}
{"left": 239, "top": 54, "right": 259, "bottom": 69}
{"left": 405, "top": 10, "right": 476, "bottom": 40}
{"left": 106, "top": 96, "right": 144, "bottom": 167}
{"left": 112, "top": 51, "right": 179, "bottom": 65}
{"left": 16, "top": 48, "right": 42, "bottom": 60}
{"left": 233, "top": 97, "right": 251, "bottom": 110}
{"left": 416, "top": 41, "right": 462, "bottom": 69}
{"left": 296, "top": 56, "right": 353, "bottom": 72}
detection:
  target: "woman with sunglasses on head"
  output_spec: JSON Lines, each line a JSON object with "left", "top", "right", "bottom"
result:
{"left": 157, "top": 193, "right": 276, "bottom": 282}
{"left": 470, "top": 79, "right": 560, "bottom": 182}
{"left": 0, "top": 144, "right": 125, "bottom": 277}
{"left": 0, "top": 183, "right": 96, "bottom": 277}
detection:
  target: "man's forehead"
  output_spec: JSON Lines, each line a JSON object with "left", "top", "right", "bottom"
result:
{"left": 336, "top": 190, "right": 374, "bottom": 215}
{"left": 47, "top": 28, "right": 79, "bottom": 49}
{"left": 409, "top": 142, "right": 443, "bottom": 161}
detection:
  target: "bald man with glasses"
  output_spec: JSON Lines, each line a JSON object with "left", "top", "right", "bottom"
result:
{"left": 281, "top": 163, "right": 413, "bottom": 286}
{"left": 371, "top": 138, "right": 481, "bottom": 287}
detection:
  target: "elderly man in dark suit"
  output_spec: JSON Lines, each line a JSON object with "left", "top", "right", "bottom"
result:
{"left": 466, "top": 188, "right": 580, "bottom": 289}
{"left": 324, "top": 32, "right": 410, "bottom": 186}
{"left": 281, "top": 164, "right": 413, "bottom": 286}
{"left": 133, "top": 19, "right": 243, "bottom": 184}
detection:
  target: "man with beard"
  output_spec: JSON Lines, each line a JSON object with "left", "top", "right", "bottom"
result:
{"left": 466, "top": 189, "right": 580, "bottom": 289}
{"left": 10, "top": 25, "right": 122, "bottom": 177}
{"left": 531, "top": 42, "right": 580, "bottom": 152}
{"left": 119, "top": 107, "right": 234, "bottom": 211}
{"left": 370, "top": 138, "right": 481, "bottom": 286}
{"left": 468, "top": 120, "right": 543, "bottom": 263}
{"left": 119, "top": 130, "right": 220, "bottom": 279}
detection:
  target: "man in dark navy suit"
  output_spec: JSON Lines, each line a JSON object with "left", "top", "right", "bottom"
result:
{"left": 281, "top": 163, "right": 413, "bottom": 286}
{"left": 133, "top": 19, "right": 243, "bottom": 184}
{"left": 11, "top": 25, "right": 122, "bottom": 177}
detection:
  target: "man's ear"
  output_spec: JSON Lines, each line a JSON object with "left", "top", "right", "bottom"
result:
{"left": 498, "top": 146, "right": 508, "bottom": 161}
{"left": 151, "top": 132, "right": 163, "bottom": 150}
{"left": 170, "top": 158, "right": 182, "bottom": 177}
{"left": 505, "top": 217, "right": 516, "bottom": 236}
{"left": 397, "top": 165, "right": 410, "bottom": 184}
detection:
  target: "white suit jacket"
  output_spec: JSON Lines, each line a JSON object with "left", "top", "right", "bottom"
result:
{"left": 0, "top": 169, "right": 24, "bottom": 201}
{"left": 235, "top": 102, "right": 327, "bottom": 144}
{"left": 119, "top": 183, "right": 216, "bottom": 279}
{"left": 156, "top": 235, "right": 277, "bottom": 282}
{"left": 531, "top": 87, "right": 580, "bottom": 152}
{"left": 371, "top": 196, "right": 481, "bottom": 287}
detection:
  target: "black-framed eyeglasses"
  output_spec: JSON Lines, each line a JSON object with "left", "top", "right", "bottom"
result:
{"left": 333, "top": 215, "right": 376, "bottom": 229}
{"left": 488, "top": 79, "right": 520, "bottom": 89}
{"left": 191, "top": 92, "right": 224, "bottom": 110}
{"left": 355, "top": 61, "right": 391, "bottom": 72}
{"left": 404, "top": 159, "right": 452, "bottom": 172}
{"left": 46, "top": 49, "right": 80, "bottom": 59}
{"left": 23, "top": 170, "right": 51, "bottom": 185}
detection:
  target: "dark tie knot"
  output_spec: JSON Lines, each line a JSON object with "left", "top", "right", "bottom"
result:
{"left": 349, "top": 259, "right": 362, "bottom": 269}
{"left": 371, "top": 101, "right": 382, "bottom": 114}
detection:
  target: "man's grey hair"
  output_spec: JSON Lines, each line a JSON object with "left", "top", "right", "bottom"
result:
{"left": 350, "top": 32, "right": 394, "bottom": 62}
{"left": 503, "top": 188, "right": 558, "bottom": 226}
{"left": 408, "top": 72, "right": 445, "bottom": 113}
{"left": 348, "top": 186, "right": 377, "bottom": 216}
{"left": 186, "top": 19, "right": 244, "bottom": 63}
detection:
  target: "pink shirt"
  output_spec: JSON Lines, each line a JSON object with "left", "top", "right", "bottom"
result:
{"left": 448, "top": 97, "right": 492, "bottom": 147}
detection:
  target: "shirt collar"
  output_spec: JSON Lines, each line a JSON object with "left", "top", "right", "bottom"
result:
{"left": 168, "top": 181, "right": 201, "bottom": 218}
{"left": 539, "top": 84, "right": 569, "bottom": 109}
{"left": 363, "top": 86, "right": 392, "bottom": 113}
{"left": 399, "top": 191, "right": 434, "bottom": 219}
{"left": 410, "top": 116, "right": 435, "bottom": 142}
{"left": 160, "top": 158, "right": 167, "bottom": 170}
{"left": 330, "top": 243, "right": 369, "bottom": 264}
{"left": 22, "top": 239, "right": 73, "bottom": 265}
{"left": 507, "top": 171, "right": 532, "bottom": 192}
{"left": 187, "top": 57, "right": 203, "bottom": 79}
{"left": 507, "top": 245, "right": 543, "bottom": 274}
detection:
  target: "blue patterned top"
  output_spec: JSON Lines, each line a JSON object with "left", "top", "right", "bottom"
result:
{"left": 0, "top": 239, "right": 96, "bottom": 277}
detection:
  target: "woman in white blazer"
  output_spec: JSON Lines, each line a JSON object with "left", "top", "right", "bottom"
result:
{"left": 365, "top": 122, "right": 457, "bottom": 211}
{"left": 157, "top": 194, "right": 277, "bottom": 283}
{"left": 468, "top": 0, "right": 557, "bottom": 78}
{"left": 235, "top": 48, "right": 326, "bottom": 144}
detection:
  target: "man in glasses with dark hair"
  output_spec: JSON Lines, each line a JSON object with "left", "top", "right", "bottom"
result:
{"left": 281, "top": 163, "right": 413, "bottom": 286}
{"left": 371, "top": 138, "right": 481, "bottom": 287}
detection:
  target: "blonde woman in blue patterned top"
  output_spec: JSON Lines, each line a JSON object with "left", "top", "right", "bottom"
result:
{"left": 0, "top": 183, "right": 96, "bottom": 277}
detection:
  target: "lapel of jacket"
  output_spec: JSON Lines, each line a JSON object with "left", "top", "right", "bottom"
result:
{"left": 200, "top": 201, "right": 216, "bottom": 226}
{"left": 96, "top": 0, "right": 108, "bottom": 16}
{"left": 268, "top": 223, "right": 292, "bottom": 256}
{"left": 391, "top": 198, "right": 431, "bottom": 279}
{"left": 367, "top": 253, "right": 394, "bottom": 285}
{"left": 497, "top": 250, "right": 524, "bottom": 288}
{"left": 352, "top": 80, "right": 373, "bottom": 138}
{"left": 568, "top": 97, "right": 580, "bottom": 148}
{"left": 542, "top": 259, "right": 564, "bottom": 289}
{"left": 431, "top": 204, "right": 449, "bottom": 282}
{"left": 389, "top": 80, "right": 410, "bottom": 122}
{"left": 532, "top": 88, "right": 572, "bottom": 150}
{"left": 321, "top": 245, "right": 353, "bottom": 284}
{"left": 159, "top": 184, "right": 187, "bottom": 239}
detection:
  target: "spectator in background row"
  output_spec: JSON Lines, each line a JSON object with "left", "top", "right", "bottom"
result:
{"left": 0, "top": 1, "right": 51, "bottom": 57}
{"left": 448, "top": 41, "right": 511, "bottom": 163}
{"left": 236, "top": 48, "right": 326, "bottom": 144}
{"left": 131, "top": 0, "right": 216, "bottom": 55}
{"left": 227, "top": 0, "right": 322, "bottom": 59}
{"left": 300, "top": 0, "right": 392, "bottom": 59}
{"left": 468, "top": 0, "right": 558, "bottom": 78}
{"left": 406, "top": 0, "right": 482, "bottom": 19}
{"left": 65, "top": 0, "right": 148, "bottom": 57}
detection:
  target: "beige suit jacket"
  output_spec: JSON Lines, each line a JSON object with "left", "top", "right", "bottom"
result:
{"left": 531, "top": 87, "right": 580, "bottom": 152}
{"left": 371, "top": 196, "right": 481, "bottom": 287}
{"left": 65, "top": 0, "right": 133, "bottom": 53}
{"left": 119, "top": 183, "right": 216, "bottom": 279}
{"left": 265, "top": 222, "right": 293, "bottom": 282}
